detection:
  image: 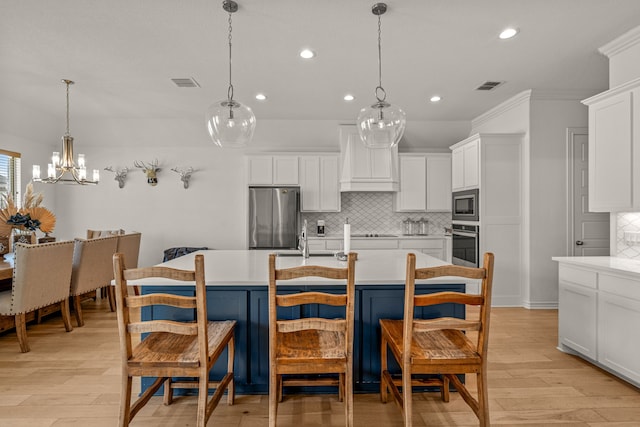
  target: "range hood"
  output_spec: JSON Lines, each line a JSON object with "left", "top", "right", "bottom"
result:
{"left": 339, "top": 125, "right": 399, "bottom": 192}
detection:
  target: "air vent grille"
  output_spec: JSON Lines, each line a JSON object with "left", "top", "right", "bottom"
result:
{"left": 475, "top": 81, "right": 504, "bottom": 91}
{"left": 171, "top": 78, "right": 200, "bottom": 88}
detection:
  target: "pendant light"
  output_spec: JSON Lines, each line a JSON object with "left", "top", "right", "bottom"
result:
{"left": 206, "top": 0, "right": 256, "bottom": 148}
{"left": 32, "top": 79, "right": 99, "bottom": 185}
{"left": 356, "top": 3, "right": 406, "bottom": 149}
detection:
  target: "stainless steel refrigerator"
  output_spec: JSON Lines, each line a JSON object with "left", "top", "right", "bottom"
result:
{"left": 248, "top": 186, "right": 300, "bottom": 249}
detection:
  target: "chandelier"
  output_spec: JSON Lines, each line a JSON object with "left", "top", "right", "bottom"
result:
{"left": 356, "top": 3, "right": 406, "bottom": 149}
{"left": 206, "top": 0, "right": 256, "bottom": 148}
{"left": 32, "top": 79, "right": 99, "bottom": 185}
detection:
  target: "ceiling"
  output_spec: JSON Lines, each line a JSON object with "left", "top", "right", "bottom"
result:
{"left": 2, "top": 0, "right": 640, "bottom": 133}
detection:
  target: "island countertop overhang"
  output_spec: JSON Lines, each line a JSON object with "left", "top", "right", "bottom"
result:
{"left": 128, "top": 249, "right": 471, "bottom": 287}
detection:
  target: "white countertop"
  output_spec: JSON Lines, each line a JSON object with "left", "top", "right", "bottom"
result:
{"left": 552, "top": 256, "right": 640, "bottom": 277}
{"left": 309, "top": 234, "right": 451, "bottom": 240}
{"left": 133, "top": 249, "right": 465, "bottom": 287}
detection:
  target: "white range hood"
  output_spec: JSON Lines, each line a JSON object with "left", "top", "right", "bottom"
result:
{"left": 339, "top": 125, "right": 399, "bottom": 192}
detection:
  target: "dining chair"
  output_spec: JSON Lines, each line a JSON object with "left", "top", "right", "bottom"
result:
{"left": 379, "top": 252, "right": 494, "bottom": 427}
{"left": 113, "top": 252, "right": 236, "bottom": 427}
{"left": 268, "top": 252, "right": 357, "bottom": 427}
{"left": 86, "top": 228, "right": 124, "bottom": 239}
{"left": 69, "top": 235, "right": 118, "bottom": 326}
{"left": 0, "top": 241, "right": 75, "bottom": 352}
{"left": 105, "top": 232, "right": 142, "bottom": 311}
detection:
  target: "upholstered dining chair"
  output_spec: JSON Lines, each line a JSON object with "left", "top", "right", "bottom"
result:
{"left": 268, "top": 252, "right": 357, "bottom": 427}
{"left": 379, "top": 252, "right": 495, "bottom": 427}
{"left": 69, "top": 235, "right": 118, "bottom": 326}
{"left": 112, "top": 252, "right": 236, "bottom": 427}
{"left": 86, "top": 228, "right": 124, "bottom": 239}
{"left": 0, "top": 241, "right": 75, "bottom": 352}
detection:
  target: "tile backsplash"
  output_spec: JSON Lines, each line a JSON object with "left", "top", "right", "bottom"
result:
{"left": 301, "top": 192, "right": 451, "bottom": 236}
{"left": 616, "top": 212, "right": 640, "bottom": 258}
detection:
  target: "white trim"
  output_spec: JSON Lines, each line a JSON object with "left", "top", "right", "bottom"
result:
{"left": 582, "top": 76, "right": 640, "bottom": 105}
{"left": 599, "top": 26, "right": 640, "bottom": 59}
{"left": 523, "top": 301, "right": 559, "bottom": 309}
{"left": 471, "top": 90, "right": 531, "bottom": 129}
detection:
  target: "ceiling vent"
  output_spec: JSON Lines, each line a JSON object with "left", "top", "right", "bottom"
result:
{"left": 475, "top": 81, "right": 504, "bottom": 91}
{"left": 171, "top": 78, "right": 200, "bottom": 88}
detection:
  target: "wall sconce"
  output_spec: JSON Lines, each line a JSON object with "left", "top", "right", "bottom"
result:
{"left": 104, "top": 166, "right": 129, "bottom": 189}
{"left": 171, "top": 166, "right": 194, "bottom": 189}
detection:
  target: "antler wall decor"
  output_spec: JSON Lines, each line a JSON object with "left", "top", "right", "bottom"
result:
{"left": 171, "top": 167, "right": 194, "bottom": 189}
{"left": 104, "top": 166, "right": 129, "bottom": 188}
{"left": 133, "top": 159, "right": 161, "bottom": 186}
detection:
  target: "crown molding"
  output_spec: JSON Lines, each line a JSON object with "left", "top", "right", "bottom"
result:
{"left": 471, "top": 90, "right": 531, "bottom": 129}
{"left": 599, "top": 26, "right": 640, "bottom": 58}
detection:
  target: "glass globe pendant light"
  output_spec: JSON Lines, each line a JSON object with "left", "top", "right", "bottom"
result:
{"left": 206, "top": 0, "right": 255, "bottom": 148}
{"left": 357, "top": 3, "right": 406, "bottom": 149}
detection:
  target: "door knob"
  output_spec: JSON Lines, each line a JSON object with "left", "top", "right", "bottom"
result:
{"left": 576, "top": 240, "right": 584, "bottom": 246}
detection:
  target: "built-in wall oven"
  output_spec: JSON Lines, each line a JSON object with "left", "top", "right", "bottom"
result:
{"left": 451, "top": 223, "right": 479, "bottom": 267}
{"left": 452, "top": 189, "right": 479, "bottom": 222}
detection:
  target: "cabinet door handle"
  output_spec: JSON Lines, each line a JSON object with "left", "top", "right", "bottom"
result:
{"left": 576, "top": 240, "right": 584, "bottom": 246}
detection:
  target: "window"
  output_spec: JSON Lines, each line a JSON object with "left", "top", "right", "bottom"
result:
{"left": 0, "top": 149, "right": 21, "bottom": 208}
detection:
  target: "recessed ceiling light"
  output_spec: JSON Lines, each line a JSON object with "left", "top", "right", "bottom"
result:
{"left": 343, "top": 94, "right": 355, "bottom": 101}
{"left": 499, "top": 28, "right": 519, "bottom": 39}
{"left": 430, "top": 95, "right": 442, "bottom": 103}
{"left": 255, "top": 93, "right": 267, "bottom": 101}
{"left": 299, "top": 49, "right": 315, "bottom": 59}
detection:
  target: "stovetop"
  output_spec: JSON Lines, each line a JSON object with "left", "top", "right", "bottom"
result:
{"left": 351, "top": 233, "right": 398, "bottom": 238}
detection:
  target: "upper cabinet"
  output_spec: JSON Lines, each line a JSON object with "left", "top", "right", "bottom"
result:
{"left": 299, "top": 155, "right": 341, "bottom": 212}
{"left": 393, "top": 153, "right": 451, "bottom": 212}
{"left": 451, "top": 138, "right": 479, "bottom": 191}
{"left": 247, "top": 155, "right": 299, "bottom": 185}
{"left": 339, "top": 125, "right": 399, "bottom": 192}
{"left": 582, "top": 78, "right": 640, "bottom": 212}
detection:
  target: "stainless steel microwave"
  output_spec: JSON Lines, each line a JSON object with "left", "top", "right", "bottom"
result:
{"left": 452, "top": 189, "right": 479, "bottom": 222}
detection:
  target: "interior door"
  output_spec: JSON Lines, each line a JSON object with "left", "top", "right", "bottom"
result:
{"left": 571, "top": 129, "right": 610, "bottom": 256}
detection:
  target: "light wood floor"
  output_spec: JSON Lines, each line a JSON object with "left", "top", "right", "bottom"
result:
{"left": 1, "top": 299, "right": 639, "bottom": 426}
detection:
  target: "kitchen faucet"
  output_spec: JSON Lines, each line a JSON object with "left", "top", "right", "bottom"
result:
{"left": 299, "top": 219, "right": 309, "bottom": 258}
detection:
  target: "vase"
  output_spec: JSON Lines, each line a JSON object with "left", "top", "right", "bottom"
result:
{"left": 10, "top": 228, "right": 36, "bottom": 252}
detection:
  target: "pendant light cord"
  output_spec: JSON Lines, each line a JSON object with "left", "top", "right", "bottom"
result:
{"left": 65, "top": 81, "right": 70, "bottom": 136}
{"left": 227, "top": 10, "right": 234, "bottom": 102}
{"left": 375, "top": 13, "right": 387, "bottom": 103}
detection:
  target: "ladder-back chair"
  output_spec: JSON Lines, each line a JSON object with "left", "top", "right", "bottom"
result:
{"left": 380, "top": 252, "right": 495, "bottom": 427}
{"left": 268, "top": 252, "right": 357, "bottom": 427}
{"left": 113, "top": 252, "right": 235, "bottom": 427}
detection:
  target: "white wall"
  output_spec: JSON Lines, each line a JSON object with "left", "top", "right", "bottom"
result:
{"left": 469, "top": 90, "right": 588, "bottom": 308}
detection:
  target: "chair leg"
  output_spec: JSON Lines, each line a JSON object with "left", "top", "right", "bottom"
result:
{"left": 119, "top": 375, "right": 133, "bottom": 427}
{"left": 277, "top": 375, "right": 283, "bottom": 403}
{"left": 402, "top": 364, "right": 412, "bottom": 427}
{"left": 441, "top": 374, "right": 450, "bottom": 402}
{"left": 60, "top": 298, "right": 73, "bottom": 332}
{"left": 73, "top": 295, "right": 84, "bottom": 327}
{"left": 338, "top": 373, "right": 344, "bottom": 402}
{"left": 477, "top": 371, "right": 490, "bottom": 427}
{"left": 108, "top": 286, "right": 116, "bottom": 312}
{"left": 163, "top": 378, "right": 174, "bottom": 406}
{"left": 269, "top": 371, "right": 278, "bottom": 427}
{"left": 15, "top": 313, "right": 30, "bottom": 353}
{"left": 380, "top": 335, "right": 388, "bottom": 403}
{"left": 346, "top": 362, "right": 353, "bottom": 427}
{"left": 227, "top": 335, "right": 235, "bottom": 405}
{"left": 196, "top": 370, "right": 208, "bottom": 427}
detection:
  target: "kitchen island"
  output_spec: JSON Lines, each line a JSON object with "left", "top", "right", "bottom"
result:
{"left": 553, "top": 256, "right": 640, "bottom": 388}
{"left": 137, "top": 249, "right": 470, "bottom": 394}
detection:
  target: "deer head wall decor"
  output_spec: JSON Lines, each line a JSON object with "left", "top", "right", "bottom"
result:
{"left": 171, "top": 166, "right": 194, "bottom": 189}
{"left": 104, "top": 166, "right": 129, "bottom": 189}
{"left": 134, "top": 159, "right": 161, "bottom": 186}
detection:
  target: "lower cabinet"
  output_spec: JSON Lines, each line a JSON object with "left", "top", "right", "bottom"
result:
{"left": 555, "top": 261, "right": 640, "bottom": 387}
{"left": 142, "top": 283, "right": 466, "bottom": 394}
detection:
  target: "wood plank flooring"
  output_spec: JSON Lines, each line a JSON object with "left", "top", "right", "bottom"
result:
{"left": 0, "top": 299, "right": 639, "bottom": 426}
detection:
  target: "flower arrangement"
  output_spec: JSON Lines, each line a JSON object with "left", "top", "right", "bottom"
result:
{"left": 0, "top": 182, "right": 56, "bottom": 236}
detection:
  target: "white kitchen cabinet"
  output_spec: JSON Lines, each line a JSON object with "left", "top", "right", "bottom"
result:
{"left": 299, "top": 155, "right": 340, "bottom": 212}
{"left": 399, "top": 238, "right": 446, "bottom": 261}
{"left": 339, "top": 125, "right": 399, "bottom": 192}
{"left": 311, "top": 237, "right": 449, "bottom": 262}
{"left": 394, "top": 153, "right": 452, "bottom": 212}
{"left": 582, "top": 78, "right": 640, "bottom": 212}
{"left": 451, "top": 138, "right": 478, "bottom": 191}
{"left": 553, "top": 258, "right": 640, "bottom": 387}
{"left": 426, "top": 154, "right": 452, "bottom": 211}
{"left": 247, "top": 155, "right": 299, "bottom": 185}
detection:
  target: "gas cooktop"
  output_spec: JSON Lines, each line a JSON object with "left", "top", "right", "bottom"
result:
{"left": 351, "top": 233, "right": 398, "bottom": 238}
